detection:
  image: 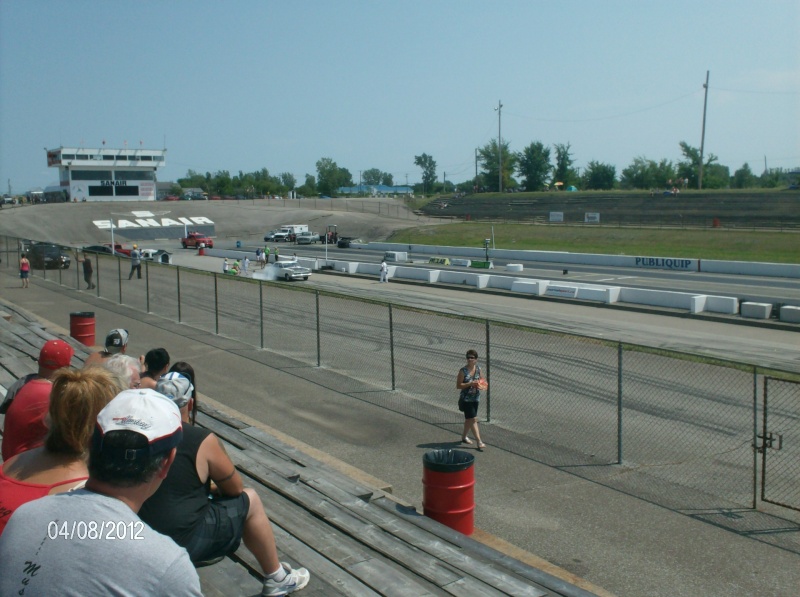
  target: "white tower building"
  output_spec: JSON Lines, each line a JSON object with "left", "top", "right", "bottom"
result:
{"left": 45, "top": 146, "right": 166, "bottom": 202}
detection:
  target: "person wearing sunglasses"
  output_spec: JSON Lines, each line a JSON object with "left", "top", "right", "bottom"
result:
{"left": 456, "top": 349, "right": 486, "bottom": 450}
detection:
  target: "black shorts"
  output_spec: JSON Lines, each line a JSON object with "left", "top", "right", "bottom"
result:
{"left": 183, "top": 492, "right": 250, "bottom": 562}
{"left": 463, "top": 400, "right": 479, "bottom": 419}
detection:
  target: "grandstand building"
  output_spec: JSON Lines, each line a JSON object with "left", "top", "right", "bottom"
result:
{"left": 45, "top": 146, "right": 166, "bottom": 202}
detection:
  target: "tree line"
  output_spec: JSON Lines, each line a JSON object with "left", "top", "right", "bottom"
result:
{"left": 175, "top": 143, "right": 795, "bottom": 199}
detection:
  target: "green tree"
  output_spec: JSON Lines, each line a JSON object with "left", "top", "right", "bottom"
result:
{"left": 279, "top": 172, "right": 296, "bottom": 190}
{"left": 316, "top": 158, "right": 351, "bottom": 196}
{"left": 297, "top": 173, "right": 316, "bottom": 197}
{"left": 414, "top": 153, "right": 437, "bottom": 194}
{"left": 362, "top": 168, "right": 382, "bottom": 185}
{"left": 177, "top": 169, "right": 209, "bottom": 192}
{"left": 553, "top": 143, "right": 578, "bottom": 187}
{"left": 516, "top": 141, "right": 551, "bottom": 191}
{"left": 380, "top": 172, "right": 394, "bottom": 186}
{"left": 581, "top": 161, "right": 616, "bottom": 190}
{"left": 478, "top": 141, "right": 517, "bottom": 192}
{"left": 732, "top": 163, "right": 756, "bottom": 189}
{"left": 620, "top": 157, "right": 676, "bottom": 190}
{"left": 677, "top": 141, "right": 718, "bottom": 189}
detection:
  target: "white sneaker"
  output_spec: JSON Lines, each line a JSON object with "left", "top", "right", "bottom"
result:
{"left": 262, "top": 563, "right": 310, "bottom": 596}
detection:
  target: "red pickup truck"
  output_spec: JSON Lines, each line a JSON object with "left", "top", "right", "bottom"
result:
{"left": 181, "top": 232, "right": 214, "bottom": 249}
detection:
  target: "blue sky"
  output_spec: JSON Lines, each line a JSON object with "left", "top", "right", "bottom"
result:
{"left": 1, "top": 1, "right": 798, "bottom": 192}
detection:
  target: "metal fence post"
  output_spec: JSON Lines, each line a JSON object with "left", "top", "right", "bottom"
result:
{"left": 214, "top": 273, "right": 219, "bottom": 335}
{"left": 617, "top": 342, "right": 623, "bottom": 464}
{"left": 259, "top": 281, "right": 264, "bottom": 350}
{"left": 752, "top": 367, "right": 759, "bottom": 509}
{"left": 145, "top": 261, "right": 150, "bottom": 313}
{"left": 389, "top": 304, "right": 396, "bottom": 390}
{"left": 117, "top": 257, "right": 122, "bottom": 304}
{"left": 485, "top": 319, "right": 491, "bottom": 422}
{"left": 315, "top": 291, "right": 321, "bottom": 367}
{"left": 176, "top": 267, "right": 182, "bottom": 323}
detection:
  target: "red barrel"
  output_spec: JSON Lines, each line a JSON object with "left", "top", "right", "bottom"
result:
{"left": 198, "top": 246, "right": 205, "bottom": 256}
{"left": 69, "top": 311, "right": 95, "bottom": 347}
{"left": 422, "top": 449, "right": 475, "bottom": 535}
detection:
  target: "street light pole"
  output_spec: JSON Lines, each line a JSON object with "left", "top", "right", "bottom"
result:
{"left": 495, "top": 100, "right": 503, "bottom": 193}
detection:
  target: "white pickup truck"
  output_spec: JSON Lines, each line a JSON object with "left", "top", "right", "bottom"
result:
{"left": 295, "top": 231, "right": 320, "bottom": 245}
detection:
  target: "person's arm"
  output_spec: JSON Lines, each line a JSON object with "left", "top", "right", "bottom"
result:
{"left": 456, "top": 368, "right": 478, "bottom": 390}
{"left": 201, "top": 433, "right": 244, "bottom": 497}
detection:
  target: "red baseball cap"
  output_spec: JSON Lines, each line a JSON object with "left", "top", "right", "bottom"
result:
{"left": 39, "top": 339, "right": 74, "bottom": 370}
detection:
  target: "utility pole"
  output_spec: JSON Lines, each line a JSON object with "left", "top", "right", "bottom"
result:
{"left": 475, "top": 148, "right": 478, "bottom": 183}
{"left": 698, "top": 70, "right": 710, "bottom": 190}
{"left": 495, "top": 100, "right": 503, "bottom": 193}
{"left": 443, "top": 171, "right": 446, "bottom": 193}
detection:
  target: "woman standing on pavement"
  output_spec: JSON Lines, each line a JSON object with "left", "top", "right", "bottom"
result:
{"left": 456, "top": 349, "right": 486, "bottom": 450}
{"left": 19, "top": 253, "right": 30, "bottom": 288}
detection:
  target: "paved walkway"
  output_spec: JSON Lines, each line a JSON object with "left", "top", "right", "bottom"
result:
{"left": 2, "top": 265, "right": 799, "bottom": 597}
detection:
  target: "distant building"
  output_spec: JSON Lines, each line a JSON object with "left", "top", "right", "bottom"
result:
{"left": 45, "top": 146, "right": 166, "bottom": 202}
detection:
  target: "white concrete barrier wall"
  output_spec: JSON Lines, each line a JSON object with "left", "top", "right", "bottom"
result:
{"left": 741, "top": 302, "right": 772, "bottom": 319}
{"left": 780, "top": 305, "right": 800, "bottom": 323}
{"left": 394, "top": 266, "right": 440, "bottom": 282}
{"left": 705, "top": 296, "right": 739, "bottom": 315}
{"left": 619, "top": 287, "right": 694, "bottom": 309}
{"left": 365, "top": 243, "right": 800, "bottom": 278}
{"left": 511, "top": 280, "right": 545, "bottom": 295}
{"left": 700, "top": 260, "right": 800, "bottom": 278}
{"left": 437, "top": 270, "right": 490, "bottom": 288}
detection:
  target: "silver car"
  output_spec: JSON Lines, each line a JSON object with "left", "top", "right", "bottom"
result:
{"left": 274, "top": 261, "right": 311, "bottom": 281}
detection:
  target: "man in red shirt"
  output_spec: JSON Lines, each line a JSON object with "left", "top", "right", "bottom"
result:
{"left": 1, "top": 339, "right": 74, "bottom": 460}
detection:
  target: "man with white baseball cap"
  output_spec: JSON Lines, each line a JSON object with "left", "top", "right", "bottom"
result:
{"left": 0, "top": 389, "right": 201, "bottom": 596}
{"left": 140, "top": 372, "right": 310, "bottom": 596}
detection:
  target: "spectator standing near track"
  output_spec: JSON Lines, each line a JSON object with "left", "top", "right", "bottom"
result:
{"left": 274, "top": 246, "right": 279, "bottom": 263}
{"left": 75, "top": 251, "right": 95, "bottom": 289}
{"left": 456, "top": 349, "right": 486, "bottom": 450}
{"left": 0, "top": 389, "right": 202, "bottom": 596}
{"left": 19, "top": 252, "right": 30, "bottom": 288}
{"left": 128, "top": 244, "right": 142, "bottom": 280}
{"left": 140, "top": 372, "right": 310, "bottom": 595}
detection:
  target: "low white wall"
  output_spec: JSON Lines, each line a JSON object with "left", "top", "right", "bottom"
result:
{"left": 741, "top": 302, "right": 772, "bottom": 319}
{"left": 704, "top": 295, "right": 739, "bottom": 315}
{"left": 511, "top": 280, "right": 546, "bottom": 295}
{"left": 780, "top": 305, "right": 800, "bottom": 323}
{"left": 364, "top": 242, "right": 800, "bottom": 278}
{"left": 619, "top": 287, "right": 694, "bottom": 309}
{"left": 700, "top": 260, "right": 800, "bottom": 278}
{"left": 437, "top": 270, "right": 490, "bottom": 288}
{"left": 394, "top": 266, "right": 439, "bottom": 282}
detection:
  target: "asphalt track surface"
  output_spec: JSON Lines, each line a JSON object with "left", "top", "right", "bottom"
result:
{"left": 2, "top": 201, "right": 800, "bottom": 596}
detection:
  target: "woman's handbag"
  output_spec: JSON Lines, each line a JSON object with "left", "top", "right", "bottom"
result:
{"left": 458, "top": 395, "right": 466, "bottom": 412}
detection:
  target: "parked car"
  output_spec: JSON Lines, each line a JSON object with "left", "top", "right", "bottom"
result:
{"left": 269, "top": 232, "right": 290, "bottom": 242}
{"left": 295, "top": 231, "right": 320, "bottom": 245}
{"left": 82, "top": 245, "right": 114, "bottom": 255}
{"left": 264, "top": 230, "right": 280, "bottom": 242}
{"left": 273, "top": 261, "right": 311, "bottom": 281}
{"left": 181, "top": 232, "right": 214, "bottom": 249}
{"left": 337, "top": 237, "right": 363, "bottom": 248}
{"left": 27, "top": 244, "right": 71, "bottom": 270}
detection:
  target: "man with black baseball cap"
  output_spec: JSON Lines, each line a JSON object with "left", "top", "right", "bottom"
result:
{"left": 0, "top": 389, "right": 201, "bottom": 596}
{"left": 84, "top": 328, "right": 129, "bottom": 367}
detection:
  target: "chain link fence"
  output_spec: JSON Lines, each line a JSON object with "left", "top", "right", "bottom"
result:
{"left": 2, "top": 234, "right": 799, "bottom": 540}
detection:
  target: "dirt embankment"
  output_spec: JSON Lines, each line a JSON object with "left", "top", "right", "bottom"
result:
{"left": 0, "top": 199, "right": 431, "bottom": 247}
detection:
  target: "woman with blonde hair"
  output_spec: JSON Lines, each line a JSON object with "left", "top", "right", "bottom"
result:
{"left": 0, "top": 366, "right": 120, "bottom": 535}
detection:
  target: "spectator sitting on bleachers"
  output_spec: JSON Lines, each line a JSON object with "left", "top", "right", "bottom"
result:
{"left": 140, "top": 347, "right": 170, "bottom": 389}
{"left": 102, "top": 353, "right": 143, "bottom": 389}
{"left": 0, "top": 367, "right": 120, "bottom": 535}
{"left": 169, "top": 361, "right": 198, "bottom": 424}
{"left": 1, "top": 339, "right": 74, "bottom": 461}
{"left": 0, "top": 389, "right": 201, "bottom": 596}
{"left": 84, "top": 328, "right": 129, "bottom": 367}
{"left": 139, "top": 372, "right": 310, "bottom": 596}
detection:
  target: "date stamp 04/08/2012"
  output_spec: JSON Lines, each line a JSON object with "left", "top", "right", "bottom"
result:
{"left": 47, "top": 520, "right": 145, "bottom": 541}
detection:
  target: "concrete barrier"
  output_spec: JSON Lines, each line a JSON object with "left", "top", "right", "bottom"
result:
{"left": 741, "top": 302, "right": 772, "bottom": 319}
{"left": 511, "top": 280, "right": 547, "bottom": 295}
{"left": 451, "top": 258, "right": 471, "bottom": 267}
{"left": 394, "top": 266, "right": 439, "bottom": 282}
{"left": 546, "top": 285, "right": 578, "bottom": 299}
{"left": 705, "top": 295, "right": 739, "bottom": 315}
{"left": 700, "top": 260, "right": 800, "bottom": 278}
{"left": 438, "top": 270, "right": 491, "bottom": 288}
{"left": 506, "top": 264, "right": 523, "bottom": 272}
{"left": 619, "top": 288, "right": 695, "bottom": 310}
{"left": 780, "top": 305, "right": 800, "bottom": 323}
